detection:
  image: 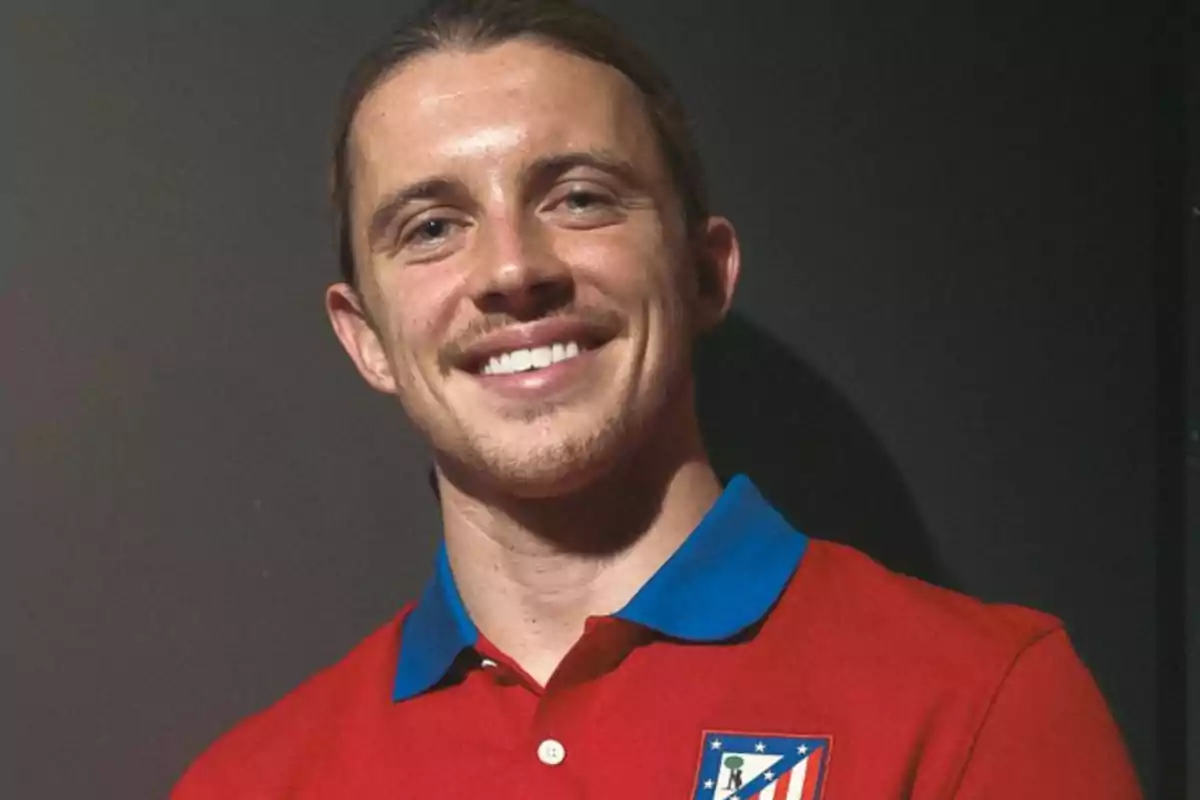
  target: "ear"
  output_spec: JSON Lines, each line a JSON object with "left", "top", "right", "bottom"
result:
{"left": 692, "top": 215, "right": 741, "bottom": 332}
{"left": 325, "top": 282, "right": 397, "bottom": 394}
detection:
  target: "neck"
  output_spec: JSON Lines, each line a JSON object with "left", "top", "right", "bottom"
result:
{"left": 435, "top": 405, "right": 722, "bottom": 686}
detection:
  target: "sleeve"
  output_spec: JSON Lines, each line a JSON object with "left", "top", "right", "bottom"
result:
{"left": 169, "top": 764, "right": 216, "bottom": 800}
{"left": 169, "top": 751, "right": 239, "bottom": 800}
{"left": 952, "top": 628, "right": 1142, "bottom": 798}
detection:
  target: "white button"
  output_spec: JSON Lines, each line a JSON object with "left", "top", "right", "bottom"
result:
{"left": 537, "top": 738, "right": 566, "bottom": 766}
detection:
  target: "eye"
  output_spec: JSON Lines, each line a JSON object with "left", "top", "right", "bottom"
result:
{"left": 563, "top": 189, "right": 607, "bottom": 211}
{"left": 408, "top": 217, "right": 451, "bottom": 243}
{"left": 395, "top": 215, "right": 468, "bottom": 257}
{"left": 392, "top": 213, "right": 467, "bottom": 261}
{"left": 549, "top": 184, "right": 621, "bottom": 224}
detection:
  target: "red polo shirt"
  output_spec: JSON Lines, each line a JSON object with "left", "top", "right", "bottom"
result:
{"left": 172, "top": 476, "right": 1141, "bottom": 798}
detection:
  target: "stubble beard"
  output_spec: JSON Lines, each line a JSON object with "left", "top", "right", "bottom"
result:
{"left": 456, "top": 400, "right": 634, "bottom": 495}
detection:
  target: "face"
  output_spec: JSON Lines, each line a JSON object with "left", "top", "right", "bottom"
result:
{"left": 328, "top": 39, "right": 738, "bottom": 497}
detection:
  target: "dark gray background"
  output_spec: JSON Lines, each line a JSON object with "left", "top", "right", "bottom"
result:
{"left": 3, "top": 2, "right": 1185, "bottom": 797}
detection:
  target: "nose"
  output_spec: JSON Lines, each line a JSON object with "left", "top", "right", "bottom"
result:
{"left": 465, "top": 214, "right": 573, "bottom": 319}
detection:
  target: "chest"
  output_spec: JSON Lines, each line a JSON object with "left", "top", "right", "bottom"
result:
{"left": 281, "top": 640, "right": 974, "bottom": 800}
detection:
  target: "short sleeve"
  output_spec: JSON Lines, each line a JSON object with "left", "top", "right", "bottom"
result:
{"left": 952, "top": 628, "right": 1142, "bottom": 798}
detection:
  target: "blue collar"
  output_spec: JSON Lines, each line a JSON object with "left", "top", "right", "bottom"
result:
{"left": 392, "top": 475, "right": 808, "bottom": 702}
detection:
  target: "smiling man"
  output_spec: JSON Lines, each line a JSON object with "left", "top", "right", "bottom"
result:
{"left": 172, "top": 1, "right": 1141, "bottom": 798}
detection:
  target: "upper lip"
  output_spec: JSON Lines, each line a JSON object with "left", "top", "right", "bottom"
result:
{"left": 449, "top": 316, "right": 619, "bottom": 374}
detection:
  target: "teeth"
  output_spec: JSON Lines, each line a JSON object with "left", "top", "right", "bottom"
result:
{"left": 511, "top": 349, "right": 532, "bottom": 372}
{"left": 482, "top": 341, "right": 584, "bottom": 376}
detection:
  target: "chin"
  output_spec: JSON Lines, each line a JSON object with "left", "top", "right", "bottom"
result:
{"left": 456, "top": 415, "right": 635, "bottom": 499}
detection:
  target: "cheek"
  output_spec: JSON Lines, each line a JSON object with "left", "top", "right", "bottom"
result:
{"left": 386, "top": 310, "right": 451, "bottom": 415}
{"left": 372, "top": 266, "right": 465, "bottom": 363}
{"left": 362, "top": 268, "right": 460, "bottom": 393}
{"left": 562, "top": 227, "right": 682, "bottom": 306}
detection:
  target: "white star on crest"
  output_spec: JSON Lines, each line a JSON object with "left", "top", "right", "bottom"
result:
{"left": 764, "top": 770, "right": 776, "bottom": 781}
{"left": 703, "top": 779, "right": 714, "bottom": 789}
{"left": 797, "top": 744, "right": 810, "bottom": 755}
{"left": 754, "top": 741, "right": 766, "bottom": 752}
{"left": 710, "top": 738, "right": 723, "bottom": 750}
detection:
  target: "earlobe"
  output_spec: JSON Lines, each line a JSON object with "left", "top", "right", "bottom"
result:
{"left": 325, "top": 283, "right": 397, "bottom": 394}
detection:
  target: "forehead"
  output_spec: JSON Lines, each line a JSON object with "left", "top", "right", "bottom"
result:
{"left": 348, "top": 39, "right": 660, "bottom": 197}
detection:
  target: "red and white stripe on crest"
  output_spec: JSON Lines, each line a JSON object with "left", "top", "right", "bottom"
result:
{"left": 748, "top": 749, "right": 822, "bottom": 800}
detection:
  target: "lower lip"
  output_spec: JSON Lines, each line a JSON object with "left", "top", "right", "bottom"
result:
{"left": 467, "top": 347, "right": 603, "bottom": 401}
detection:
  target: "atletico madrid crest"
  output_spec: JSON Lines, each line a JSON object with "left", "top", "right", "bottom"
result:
{"left": 692, "top": 731, "right": 831, "bottom": 800}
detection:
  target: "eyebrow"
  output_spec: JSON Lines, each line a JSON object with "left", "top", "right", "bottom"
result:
{"left": 364, "top": 148, "right": 643, "bottom": 254}
{"left": 519, "top": 149, "right": 642, "bottom": 189}
{"left": 366, "top": 177, "right": 462, "bottom": 254}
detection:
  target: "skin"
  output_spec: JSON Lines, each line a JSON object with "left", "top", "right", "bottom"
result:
{"left": 326, "top": 39, "right": 741, "bottom": 684}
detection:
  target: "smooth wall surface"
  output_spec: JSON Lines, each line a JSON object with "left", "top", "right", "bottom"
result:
{"left": 4, "top": 2, "right": 1170, "bottom": 797}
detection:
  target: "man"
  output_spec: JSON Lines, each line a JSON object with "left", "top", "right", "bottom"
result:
{"left": 173, "top": 0, "right": 1141, "bottom": 797}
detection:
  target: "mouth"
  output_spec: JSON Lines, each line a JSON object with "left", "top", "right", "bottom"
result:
{"left": 479, "top": 340, "right": 587, "bottom": 376}
{"left": 449, "top": 313, "right": 622, "bottom": 379}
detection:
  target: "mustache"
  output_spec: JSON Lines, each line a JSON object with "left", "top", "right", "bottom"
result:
{"left": 438, "top": 307, "right": 626, "bottom": 372}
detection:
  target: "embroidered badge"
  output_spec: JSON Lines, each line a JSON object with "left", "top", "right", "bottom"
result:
{"left": 692, "top": 731, "right": 831, "bottom": 800}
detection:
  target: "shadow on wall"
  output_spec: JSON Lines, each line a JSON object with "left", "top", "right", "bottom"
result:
{"left": 695, "top": 311, "right": 955, "bottom": 591}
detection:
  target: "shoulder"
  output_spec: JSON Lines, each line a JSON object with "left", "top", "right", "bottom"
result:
{"left": 170, "top": 609, "right": 409, "bottom": 799}
{"left": 774, "top": 541, "right": 1139, "bottom": 793}
{"left": 781, "top": 539, "right": 1064, "bottom": 693}
{"left": 800, "top": 538, "right": 1060, "bottom": 646}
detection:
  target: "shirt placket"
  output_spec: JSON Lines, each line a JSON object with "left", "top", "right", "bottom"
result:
{"left": 475, "top": 616, "right": 645, "bottom": 798}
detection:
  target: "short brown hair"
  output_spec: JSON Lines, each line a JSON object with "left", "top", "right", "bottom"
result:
{"left": 330, "top": 0, "right": 709, "bottom": 285}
